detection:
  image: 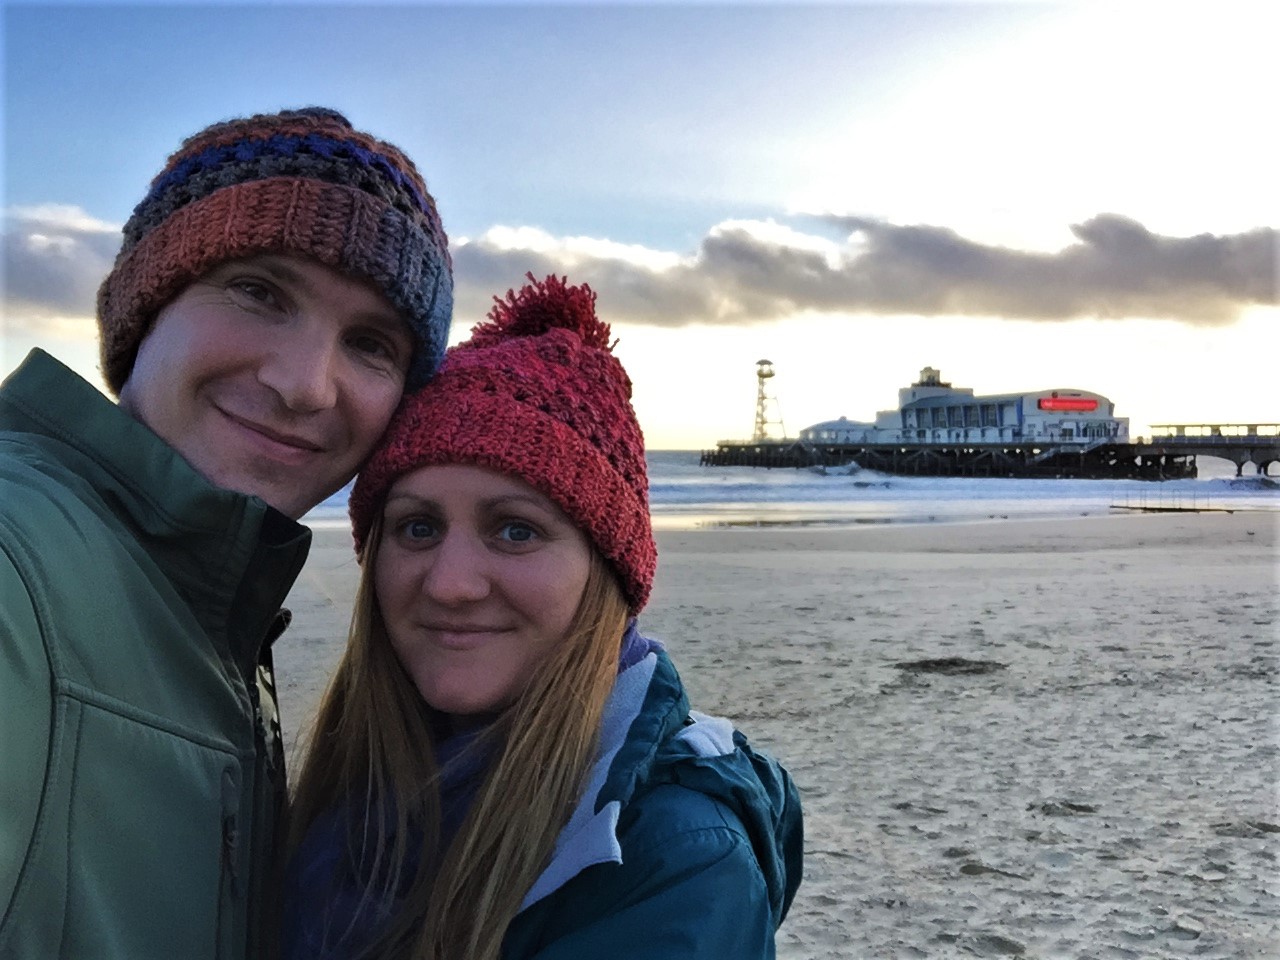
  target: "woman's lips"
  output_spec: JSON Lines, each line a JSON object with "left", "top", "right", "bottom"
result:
{"left": 422, "top": 625, "right": 511, "bottom": 650}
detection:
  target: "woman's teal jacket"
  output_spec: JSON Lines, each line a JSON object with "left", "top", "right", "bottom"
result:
{"left": 504, "top": 641, "right": 803, "bottom": 958}
{"left": 285, "top": 638, "right": 804, "bottom": 959}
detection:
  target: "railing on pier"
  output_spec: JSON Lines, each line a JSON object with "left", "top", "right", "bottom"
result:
{"left": 1150, "top": 423, "right": 1279, "bottom": 440}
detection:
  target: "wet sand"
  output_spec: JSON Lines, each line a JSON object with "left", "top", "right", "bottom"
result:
{"left": 275, "top": 510, "right": 1279, "bottom": 959}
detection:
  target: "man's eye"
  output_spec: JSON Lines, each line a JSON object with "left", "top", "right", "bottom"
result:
{"left": 229, "top": 279, "right": 279, "bottom": 307}
{"left": 350, "top": 333, "right": 392, "bottom": 358}
{"left": 497, "top": 521, "right": 538, "bottom": 544}
{"left": 348, "top": 330, "right": 410, "bottom": 377}
{"left": 350, "top": 335, "right": 384, "bottom": 358}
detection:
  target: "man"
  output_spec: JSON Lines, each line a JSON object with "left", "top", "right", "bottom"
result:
{"left": 0, "top": 107, "right": 452, "bottom": 959}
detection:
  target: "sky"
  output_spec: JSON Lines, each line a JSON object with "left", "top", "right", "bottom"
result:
{"left": 3, "top": 0, "right": 1277, "bottom": 449}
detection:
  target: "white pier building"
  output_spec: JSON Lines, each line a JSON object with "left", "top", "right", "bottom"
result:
{"left": 799, "top": 367, "right": 1129, "bottom": 447}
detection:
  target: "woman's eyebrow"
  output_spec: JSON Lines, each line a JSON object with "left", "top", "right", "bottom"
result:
{"left": 383, "top": 493, "right": 438, "bottom": 511}
{"left": 479, "top": 494, "right": 549, "bottom": 511}
{"left": 383, "top": 493, "right": 550, "bottom": 512}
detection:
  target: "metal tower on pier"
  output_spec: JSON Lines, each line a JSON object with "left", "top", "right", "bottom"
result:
{"left": 752, "top": 359, "right": 787, "bottom": 442}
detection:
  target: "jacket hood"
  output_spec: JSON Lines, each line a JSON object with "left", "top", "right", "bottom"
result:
{"left": 524, "top": 633, "right": 803, "bottom": 926}
{"left": 657, "top": 710, "right": 803, "bottom": 925}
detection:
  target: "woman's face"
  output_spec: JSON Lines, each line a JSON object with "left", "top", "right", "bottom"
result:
{"left": 375, "top": 463, "right": 593, "bottom": 721}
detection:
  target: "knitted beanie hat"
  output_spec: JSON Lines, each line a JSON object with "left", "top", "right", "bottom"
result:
{"left": 350, "top": 274, "right": 656, "bottom": 613}
{"left": 97, "top": 106, "right": 452, "bottom": 394}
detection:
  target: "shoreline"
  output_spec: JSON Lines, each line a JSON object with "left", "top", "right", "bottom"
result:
{"left": 304, "top": 501, "right": 1280, "bottom": 536}
{"left": 301, "top": 456, "right": 1279, "bottom": 532}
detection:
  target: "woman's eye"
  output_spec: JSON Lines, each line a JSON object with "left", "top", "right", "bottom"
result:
{"left": 400, "top": 518, "right": 438, "bottom": 541}
{"left": 497, "top": 521, "right": 538, "bottom": 544}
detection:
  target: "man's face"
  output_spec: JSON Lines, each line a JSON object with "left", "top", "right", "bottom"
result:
{"left": 118, "top": 254, "right": 413, "bottom": 519}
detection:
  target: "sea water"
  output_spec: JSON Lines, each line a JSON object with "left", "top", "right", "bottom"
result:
{"left": 304, "top": 452, "right": 1279, "bottom": 531}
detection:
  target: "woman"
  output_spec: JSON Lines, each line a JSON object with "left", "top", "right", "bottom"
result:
{"left": 283, "top": 275, "right": 803, "bottom": 959}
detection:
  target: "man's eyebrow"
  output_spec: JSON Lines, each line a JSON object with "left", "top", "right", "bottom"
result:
{"left": 249, "top": 256, "right": 408, "bottom": 333}
{"left": 253, "top": 256, "right": 306, "bottom": 287}
{"left": 358, "top": 308, "right": 412, "bottom": 338}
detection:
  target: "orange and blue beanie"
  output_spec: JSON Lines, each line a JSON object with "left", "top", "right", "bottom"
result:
{"left": 350, "top": 274, "right": 657, "bottom": 613}
{"left": 97, "top": 106, "right": 452, "bottom": 394}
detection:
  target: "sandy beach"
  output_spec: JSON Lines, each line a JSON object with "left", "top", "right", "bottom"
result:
{"left": 275, "top": 511, "right": 1279, "bottom": 959}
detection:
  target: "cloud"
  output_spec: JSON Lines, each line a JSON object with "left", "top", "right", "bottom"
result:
{"left": 451, "top": 229, "right": 715, "bottom": 326}
{"left": 5, "top": 206, "right": 1272, "bottom": 337}
{"left": 816, "top": 213, "right": 1277, "bottom": 324}
{"left": 454, "top": 214, "right": 1276, "bottom": 327}
{"left": 3, "top": 205, "right": 120, "bottom": 330}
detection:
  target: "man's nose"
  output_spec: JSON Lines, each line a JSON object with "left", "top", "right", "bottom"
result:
{"left": 258, "top": 324, "right": 339, "bottom": 413}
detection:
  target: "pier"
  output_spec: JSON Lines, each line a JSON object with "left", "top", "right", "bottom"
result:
{"left": 1146, "top": 424, "right": 1280, "bottom": 477}
{"left": 701, "top": 425, "right": 1280, "bottom": 480}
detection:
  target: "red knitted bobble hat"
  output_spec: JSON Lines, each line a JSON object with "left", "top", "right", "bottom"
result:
{"left": 349, "top": 273, "right": 656, "bottom": 613}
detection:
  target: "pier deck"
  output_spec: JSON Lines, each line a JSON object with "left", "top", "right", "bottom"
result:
{"left": 701, "top": 427, "right": 1280, "bottom": 480}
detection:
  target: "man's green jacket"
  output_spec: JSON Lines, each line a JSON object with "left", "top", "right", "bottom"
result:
{"left": 0, "top": 350, "right": 310, "bottom": 959}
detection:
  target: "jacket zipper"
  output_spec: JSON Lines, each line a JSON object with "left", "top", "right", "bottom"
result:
{"left": 222, "top": 769, "right": 242, "bottom": 897}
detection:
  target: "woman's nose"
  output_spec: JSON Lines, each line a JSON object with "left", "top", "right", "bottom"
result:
{"left": 419, "top": 532, "right": 491, "bottom": 604}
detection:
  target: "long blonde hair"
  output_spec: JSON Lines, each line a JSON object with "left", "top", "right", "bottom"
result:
{"left": 287, "top": 511, "right": 631, "bottom": 960}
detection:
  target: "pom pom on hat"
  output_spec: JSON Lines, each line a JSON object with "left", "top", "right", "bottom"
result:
{"left": 469, "top": 273, "right": 613, "bottom": 350}
{"left": 351, "top": 273, "right": 656, "bottom": 613}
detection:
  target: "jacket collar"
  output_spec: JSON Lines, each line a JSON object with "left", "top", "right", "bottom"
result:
{"left": 519, "top": 633, "right": 689, "bottom": 911}
{"left": 0, "top": 349, "right": 311, "bottom": 666}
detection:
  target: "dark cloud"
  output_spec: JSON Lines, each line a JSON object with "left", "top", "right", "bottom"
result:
{"left": 6, "top": 208, "right": 1273, "bottom": 332}
{"left": 815, "top": 213, "right": 1277, "bottom": 323}
{"left": 454, "top": 214, "right": 1276, "bottom": 328}
{"left": 450, "top": 241, "right": 717, "bottom": 327}
{"left": 3, "top": 207, "right": 120, "bottom": 326}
